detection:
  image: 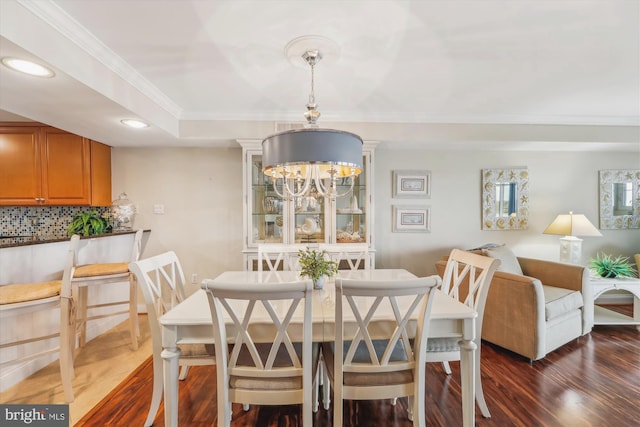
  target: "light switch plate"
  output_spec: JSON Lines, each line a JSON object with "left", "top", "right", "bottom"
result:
{"left": 153, "top": 204, "right": 165, "bottom": 214}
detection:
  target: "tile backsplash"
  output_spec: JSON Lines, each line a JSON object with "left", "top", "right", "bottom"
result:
{"left": 0, "top": 206, "right": 111, "bottom": 240}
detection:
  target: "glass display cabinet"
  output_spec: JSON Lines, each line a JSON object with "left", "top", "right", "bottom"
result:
{"left": 239, "top": 139, "right": 377, "bottom": 270}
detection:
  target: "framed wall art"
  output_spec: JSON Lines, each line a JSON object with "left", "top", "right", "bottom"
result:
{"left": 392, "top": 205, "right": 431, "bottom": 233}
{"left": 393, "top": 170, "right": 431, "bottom": 198}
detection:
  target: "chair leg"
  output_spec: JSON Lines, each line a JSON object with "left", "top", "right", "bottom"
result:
{"left": 129, "top": 278, "right": 139, "bottom": 350}
{"left": 334, "top": 380, "right": 342, "bottom": 427}
{"left": 144, "top": 352, "right": 164, "bottom": 426}
{"left": 475, "top": 346, "right": 491, "bottom": 418}
{"left": 313, "top": 367, "right": 319, "bottom": 412}
{"left": 60, "top": 297, "right": 75, "bottom": 403}
{"left": 442, "top": 360, "right": 452, "bottom": 374}
{"left": 322, "top": 360, "right": 330, "bottom": 410}
{"left": 77, "top": 286, "right": 88, "bottom": 348}
{"left": 178, "top": 365, "right": 190, "bottom": 380}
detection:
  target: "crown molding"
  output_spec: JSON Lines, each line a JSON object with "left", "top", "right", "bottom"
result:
{"left": 17, "top": 0, "right": 183, "bottom": 118}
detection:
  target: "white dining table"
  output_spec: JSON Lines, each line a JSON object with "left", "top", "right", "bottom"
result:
{"left": 159, "top": 269, "right": 478, "bottom": 427}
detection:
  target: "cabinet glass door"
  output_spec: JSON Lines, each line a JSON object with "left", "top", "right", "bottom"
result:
{"left": 293, "top": 185, "right": 326, "bottom": 244}
{"left": 250, "top": 154, "right": 284, "bottom": 244}
{"left": 335, "top": 154, "right": 368, "bottom": 244}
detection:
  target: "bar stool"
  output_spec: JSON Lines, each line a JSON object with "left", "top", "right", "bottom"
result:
{"left": 63, "top": 230, "right": 143, "bottom": 353}
{"left": 0, "top": 279, "right": 76, "bottom": 402}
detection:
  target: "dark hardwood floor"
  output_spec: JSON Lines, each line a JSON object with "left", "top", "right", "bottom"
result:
{"left": 77, "top": 305, "right": 640, "bottom": 426}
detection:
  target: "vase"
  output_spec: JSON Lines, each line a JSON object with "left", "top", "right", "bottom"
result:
{"left": 313, "top": 276, "right": 326, "bottom": 290}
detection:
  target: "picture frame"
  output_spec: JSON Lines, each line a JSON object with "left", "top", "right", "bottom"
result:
{"left": 392, "top": 205, "right": 431, "bottom": 233}
{"left": 393, "top": 170, "right": 431, "bottom": 198}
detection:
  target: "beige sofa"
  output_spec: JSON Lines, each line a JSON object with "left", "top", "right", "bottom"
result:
{"left": 436, "top": 247, "right": 592, "bottom": 361}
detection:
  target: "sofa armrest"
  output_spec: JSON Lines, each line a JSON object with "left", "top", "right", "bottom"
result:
{"left": 518, "top": 257, "right": 593, "bottom": 334}
{"left": 436, "top": 259, "right": 547, "bottom": 360}
{"left": 482, "top": 271, "right": 547, "bottom": 360}
{"left": 517, "top": 257, "right": 585, "bottom": 292}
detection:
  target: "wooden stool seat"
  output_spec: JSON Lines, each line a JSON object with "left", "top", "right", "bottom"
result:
{"left": 74, "top": 262, "right": 129, "bottom": 278}
{"left": 0, "top": 280, "right": 62, "bottom": 305}
{"left": 0, "top": 278, "right": 71, "bottom": 404}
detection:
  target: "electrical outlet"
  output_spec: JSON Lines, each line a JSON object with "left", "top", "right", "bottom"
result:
{"left": 191, "top": 273, "right": 198, "bottom": 284}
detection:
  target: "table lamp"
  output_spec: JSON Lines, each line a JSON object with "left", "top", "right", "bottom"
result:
{"left": 543, "top": 212, "right": 602, "bottom": 264}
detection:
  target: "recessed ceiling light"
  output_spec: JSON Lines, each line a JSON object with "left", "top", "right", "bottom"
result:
{"left": 1, "top": 57, "right": 55, "bottom": 78}
{"left": 120, "top": 119, "right": 149, "bottom": 129}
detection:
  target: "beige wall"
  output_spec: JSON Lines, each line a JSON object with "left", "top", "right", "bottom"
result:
{"left": 374, "top": 149, "right": 639, "bottom": 276}
{"left": 112, "top": 147, "right": 244, "bottom": 294}
{"left": 112, "top": 146, "right": 639, "bottom": 293}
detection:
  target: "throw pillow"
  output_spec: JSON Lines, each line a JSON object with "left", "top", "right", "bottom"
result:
{"left": 467, "top": 243, "right": 504, "bottom": 251}
{"left": 483, "top": 245, "right": 523, "bottom": 275}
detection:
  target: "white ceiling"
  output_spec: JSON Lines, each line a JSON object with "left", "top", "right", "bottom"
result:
{"left": 0, "top": 0, "right": 638, "bottom": 151}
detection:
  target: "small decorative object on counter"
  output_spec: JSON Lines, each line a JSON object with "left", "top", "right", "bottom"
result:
{"left": 590, "top": 253, "right": 638, "bottom": 278}
{"left": 111, "top": 192, "right": 136, "bottom": 231}
{"left": 298, "top": 247, "right": 338, "bottom": 289}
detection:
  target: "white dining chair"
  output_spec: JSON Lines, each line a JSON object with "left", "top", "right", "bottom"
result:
{"left": 257, "top": 243, "right": 307, "bottom": 272}
{"left": 129, "top": 251, "right": 216, "bottom": 427}
{"left": 202, "top": 277, "right": 317, "bottom": 427}
{"left": 318, "top": 243, "right": 371, "bottom": 271}
{"left": 426, "top": 248, "right": 500, "bottom": 418}
{"left": 322, "top": 275, "right": 441, "bottom": 427}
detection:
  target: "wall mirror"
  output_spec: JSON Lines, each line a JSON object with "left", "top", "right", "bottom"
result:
{"left": 599, "top": 169, "right": 640, "bottom": 229}
{"left": 481, "top": 167, "right": 529, "bottom": 230}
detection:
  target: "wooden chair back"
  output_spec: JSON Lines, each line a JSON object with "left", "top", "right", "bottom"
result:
{"left": 257, "top": 243, "right": 307, "bottom": 272}
{"left": 319, "top": 243, "right": 370, "bottom": 271}
{"left": 330, "top": 275, "right": 440, "bottom": 426}
{"left": 202, "top": 278, "right": 314, "bottom": 427}
{"left": 129, "top": 251, "right": 214, "bottom": 427}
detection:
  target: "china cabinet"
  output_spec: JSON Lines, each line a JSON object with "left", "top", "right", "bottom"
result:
{"left": 238, "top": 139, "right": 377, "bottom": 270}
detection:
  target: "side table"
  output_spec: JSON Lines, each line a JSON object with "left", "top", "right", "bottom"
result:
{"left": 590, "top": 276, "right": 640, "bottom": 331}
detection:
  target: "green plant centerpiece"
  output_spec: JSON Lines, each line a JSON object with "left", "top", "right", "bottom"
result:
{"left": 298, "top": 247, "right": 339, "bottom": 289}
{"left": 590, "top": 253, "right": 637, "bottom": 278}
{"left": 67, "top": 210, "right": 112, "bottom": 237}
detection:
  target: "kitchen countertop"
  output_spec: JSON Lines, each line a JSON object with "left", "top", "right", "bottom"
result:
{"left": 0, "top": 230, "right": 146, "bottom": 249}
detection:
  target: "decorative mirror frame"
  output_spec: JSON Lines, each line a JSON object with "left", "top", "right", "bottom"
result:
{"left": 598, "top": 169, "right": 640, "bottom": 229}
{"left": 481, "top": 167, "right": 529, "bottom": 230}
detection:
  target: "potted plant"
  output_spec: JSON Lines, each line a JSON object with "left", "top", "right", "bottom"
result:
{"left": 298, "top": 247, "right": 339, "bottom": 289}
{"left": 67, "top": 210, "right": 112, "bottom": 237}
{"left": 590, "top": 253, "right": 637, "bottom": 278}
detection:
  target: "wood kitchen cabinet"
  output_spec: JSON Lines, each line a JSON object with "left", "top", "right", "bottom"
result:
{"left": 0, "top": 124, "right": 112, "bottom": 206}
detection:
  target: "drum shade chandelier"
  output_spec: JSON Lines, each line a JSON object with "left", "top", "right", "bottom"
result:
{"left": 262, "top": 38, "right": 363, "bottom": 200}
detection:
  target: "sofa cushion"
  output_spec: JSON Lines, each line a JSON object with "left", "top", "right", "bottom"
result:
{"left": 483, "top": 245, "right": 524, "bottom": 276}
{"left": 543, "top": 285, "right": 583, "bottom": 321}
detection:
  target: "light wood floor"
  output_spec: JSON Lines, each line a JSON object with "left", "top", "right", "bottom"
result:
{"left": 0, "top": 315, "right": 152, "bottom": 426}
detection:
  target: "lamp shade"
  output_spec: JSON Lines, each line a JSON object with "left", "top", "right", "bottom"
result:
{"left": 543, "top": 213, "right": 602, "bottom": 237}
{"left": 262, "top": 128, "right": 363, "bottom": 178}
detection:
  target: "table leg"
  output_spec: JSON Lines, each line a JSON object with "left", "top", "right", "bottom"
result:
{"left": 459, "top": 338, "right": 477, "bottom": 427}
{"left": 162, "top": 346, "right": 181, "bottom": 427}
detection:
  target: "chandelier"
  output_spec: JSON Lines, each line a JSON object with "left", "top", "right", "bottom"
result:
{"left": 262, "top": 40, "right": 363, "bottom": 200}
